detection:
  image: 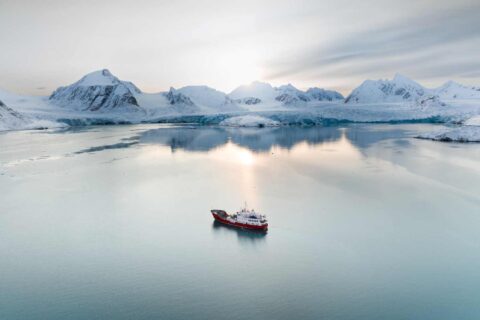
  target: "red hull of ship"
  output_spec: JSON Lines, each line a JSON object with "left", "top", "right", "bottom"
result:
{"left": 212, "top": 212, "right": 268, "bottom": 231}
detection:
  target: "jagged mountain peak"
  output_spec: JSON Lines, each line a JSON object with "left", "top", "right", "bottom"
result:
{"left": 66, "top": 69, "right": 141, "bottom": 93}
{"left": 75, "top": 69, "right": 118, "bottom": 86}
{"left": 49, "top": 69, "right": 142, "bottom": 112}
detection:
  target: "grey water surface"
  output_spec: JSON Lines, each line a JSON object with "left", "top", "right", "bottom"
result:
{"left": 1, "top": 123, "right": 479, "bottom": 320}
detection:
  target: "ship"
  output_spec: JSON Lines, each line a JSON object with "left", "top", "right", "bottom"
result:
{"left": 211, "top": 205, "right": 268, "bottom": 231}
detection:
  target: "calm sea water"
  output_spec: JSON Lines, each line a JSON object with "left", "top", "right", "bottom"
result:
{"left": 1, "top": 124, "right": 480, "bottom": 320}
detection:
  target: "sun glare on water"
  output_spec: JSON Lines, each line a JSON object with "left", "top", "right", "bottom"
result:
{"left": 238, "top": 148, "right": 255, "bottom": 166}
{"left": 208, "top": 142, "right": 256, "bottom": 167}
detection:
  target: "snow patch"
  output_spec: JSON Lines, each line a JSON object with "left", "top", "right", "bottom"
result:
{"left": 417, "top": 126, "right": 480, "bottom": 142}
{"left": 417, "top": 112, "right": 480, "bottom": 142}
{"left": 465, "top": 115, "right": 480, "bottom": 126}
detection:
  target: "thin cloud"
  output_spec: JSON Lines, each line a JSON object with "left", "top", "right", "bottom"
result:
{"left": 266, "top": 3, "right": 480, "bottom": 83}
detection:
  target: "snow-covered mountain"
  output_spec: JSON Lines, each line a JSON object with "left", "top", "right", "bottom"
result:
{"left": 229, "top": 81, "right": 277, "bottom": 102}
{"left": 47, "top": 70, "right": 244, "bottom": 116}
{"left": 344, "top": 74, "right": 480, "bottom": 109}
{"left": 345, "top": 74, "right": 428, "bottom": 104}
{"left": 274, "top": 84, "right": 311, "bottom": 105}
{"left": 0, "top": 99, "right": 28, "bottom": 131}
{"left": 133, "top": 89, "right": 201, "bottom": 116}
{"left": 229, "top": 81, "right": 343, "bottom": 106}
{"left": 1, "top": 69, "right": 480, "bottom": 133}
{"left": 306, "top": 88, "right": 344, "bottom": 101}
{"left": 49, "top": 69, "right": 142, "bottom": 112}
{"left": 164, "top": 87, "right": 195, "bottom": 106}
{"left": 176, "top": 86, "right": 243, "bottom": 112}
{"left": 417, "top": 95, "right": 446, "bottom": 108}
{"left": 233, "top": 97, "right": 263, "bottom": 105}
{"left": 435, "top": 81, "right": 480, "bottom": 100}
{"left": 163, "top": 88, "right": 201, "bottom": 114}
{"left": 275, "top": 84, "right": 344, "bottom": 104}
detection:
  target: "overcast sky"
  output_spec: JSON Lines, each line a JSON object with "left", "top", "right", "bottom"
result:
{"left": 1, "top": 0, "right": 479, "bottom": 95}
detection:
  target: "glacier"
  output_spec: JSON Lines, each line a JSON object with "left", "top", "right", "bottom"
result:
{"left": 0, "top": 97, "right": 66, "bottom": 132}
{"left": 219, "top": 115, "right": 280, "bottom": 127}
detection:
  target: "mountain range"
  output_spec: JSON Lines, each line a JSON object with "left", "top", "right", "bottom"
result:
{"left": 229, "top": 81, "right": 344, "bottom": 106}
{"left": 345, "top": 73, "right": 480, "bottom": 104}
{"left": 1, "top": 69, "right": 479, "bottom": 131}
{"left": 48, "top": 70, "right": 345, "bottom": 114}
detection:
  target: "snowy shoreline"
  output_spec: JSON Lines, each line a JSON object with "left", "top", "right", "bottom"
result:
{"left": 416, "top": 125, "right": 480, "bottom": 142}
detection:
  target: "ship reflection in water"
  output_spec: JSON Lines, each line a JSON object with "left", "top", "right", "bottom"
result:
{"left": 211, "top": 220, "right": 267, "bottom": 245}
